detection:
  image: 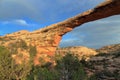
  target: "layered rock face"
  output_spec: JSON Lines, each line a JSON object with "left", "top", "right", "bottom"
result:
{"left": 0, "top": 0, "right": 120, "bottom": 65}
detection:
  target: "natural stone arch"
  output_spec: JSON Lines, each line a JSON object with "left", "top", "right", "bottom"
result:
{"left": 60, "top": 14, "right": 120, "bottom": 48}
{"left": 1, "top": 0, "right": 120, "bottom": 65}
{"left": 32, "top": 0, "right": 120, "bottom": 65}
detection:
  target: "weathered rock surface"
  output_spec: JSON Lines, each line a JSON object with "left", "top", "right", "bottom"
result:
{"left": 0, "top": 0, "right": 120, "bottom": 65}
{"left": 97, "top": 44, "right": 120, "bottom": 54}
{"left": 86, "top": 44, "right": 120, "bottom": 80}
{"left": 56, "top": 46, "right": 97, "bottom": 60}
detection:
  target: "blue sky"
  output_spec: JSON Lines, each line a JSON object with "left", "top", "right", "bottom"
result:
{"left": 0, "top": 0, "right": 120, "bottom": 48}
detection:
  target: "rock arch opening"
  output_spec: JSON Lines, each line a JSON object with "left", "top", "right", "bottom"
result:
{"left": 60, "top": 15, "right": 120, "bottom": 49}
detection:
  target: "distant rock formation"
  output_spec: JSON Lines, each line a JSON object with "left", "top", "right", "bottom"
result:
{"left": 97, "top": 44, "right": 120, "bottom": 54}
{"left": 86, "top": 44, "right": 120, "bottom": 79}
{"left": 56, "top": 46, "right": 97, "bottom": 60}
{"left": 0, "top": 0, "right": 120, "bottom": 65}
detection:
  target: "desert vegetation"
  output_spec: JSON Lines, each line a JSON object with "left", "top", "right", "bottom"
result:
{"left": 1, "top": 43, "right": 120, "bottom": 80}
{"left": 0, "top": 45, "right": 90, "bottom": 80}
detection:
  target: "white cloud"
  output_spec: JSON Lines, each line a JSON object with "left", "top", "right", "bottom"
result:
{"left": 14, "top": 20, "right": 29, "bottom": 26}
{"left": 2, "top": 19, "right": 34, "bottom": 26}
{"left": 60, "top": 38, "right": 84, "bottom": 47}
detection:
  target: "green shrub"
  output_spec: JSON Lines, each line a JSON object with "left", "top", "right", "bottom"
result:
{"left": 27, "top": 66, "right": 59, "bottom": 80}
{"left": 0, "top": 46, "right": 31, "bottom": 80}
{"left": 56, "top": 53, "right": 87, "bottom": 80}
